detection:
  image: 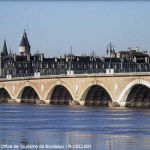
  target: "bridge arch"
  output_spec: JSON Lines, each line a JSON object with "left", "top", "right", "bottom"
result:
{"left": 117, "top": 79, "right": 150, "bottom": 107}
{"left": 17, "top": 85, "right": 40, "bottom": 104}
{"left": 45, "top": 82, "right": 75, "bottom": 105}
{"left": 80, "top": 83, "right": 113, "bottom": 106}
{"left": 0, "top": 87, "right": 11, "bottom": 102}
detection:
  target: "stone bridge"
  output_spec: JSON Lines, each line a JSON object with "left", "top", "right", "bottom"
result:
{"left": 1, "top": 73, "right": 150, "bottom": 107}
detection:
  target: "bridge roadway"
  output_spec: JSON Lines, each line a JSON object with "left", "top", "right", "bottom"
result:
{"left": 0, "top": 72, "right": 150, "bottom": 107}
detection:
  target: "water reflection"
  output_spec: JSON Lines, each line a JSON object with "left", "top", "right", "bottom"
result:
{"left": 0, "top": 104, "right": 150, "bottom": 149}
{"left": 1, "top": 131, "right": 150, "bottom": 150}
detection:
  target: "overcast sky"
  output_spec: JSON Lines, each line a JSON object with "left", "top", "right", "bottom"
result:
{"left": 0, "top": 1, "right": 150, "bottom": 57}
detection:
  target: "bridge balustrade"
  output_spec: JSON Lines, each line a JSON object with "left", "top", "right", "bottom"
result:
{"left": 1, "top": 67, "right": 150, "bottom": 79}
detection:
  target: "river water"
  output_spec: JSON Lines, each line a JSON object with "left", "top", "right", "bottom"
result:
{"left": 0, "top": 104, "right": 150, "bottom": 150}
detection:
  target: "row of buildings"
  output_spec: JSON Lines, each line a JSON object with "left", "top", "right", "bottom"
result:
{"left": 0, "top": 31, "right": 150, "bottom": 77}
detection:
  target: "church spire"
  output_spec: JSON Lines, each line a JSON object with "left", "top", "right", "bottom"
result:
{"left": 2, "top": 39, "right": 8, "bottom": 56}
{"left": 19, "top": 30, "right": 31, "bottom": 56}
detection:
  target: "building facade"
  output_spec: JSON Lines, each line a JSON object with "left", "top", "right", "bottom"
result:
{"left": 1, "top": 31, "right": 150, "bottom": 78}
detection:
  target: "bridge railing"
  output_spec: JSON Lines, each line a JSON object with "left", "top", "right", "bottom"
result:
{"left": 114, "top": 68, "right": 150, "bottom": 73}
{"left": 1, "top": 68, "right": 150, "bottom": 79}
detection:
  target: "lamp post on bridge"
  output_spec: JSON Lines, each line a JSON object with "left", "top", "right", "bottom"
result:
{"left": 106, "top": 42, "right": 115, "bottom": 69}
{"left": 67, "top": 46, "right": 74, "bottom": 75}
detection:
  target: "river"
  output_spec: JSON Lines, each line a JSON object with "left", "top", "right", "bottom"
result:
{"left": 0, "top": 104, "right": 150, "bottom": 150}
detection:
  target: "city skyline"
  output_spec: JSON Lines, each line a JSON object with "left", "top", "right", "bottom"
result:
{"left": 0, "top": 1, "right": 150, "bottom": 57}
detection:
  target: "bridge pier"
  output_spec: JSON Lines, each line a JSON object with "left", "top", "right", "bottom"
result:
{"left": 15, "top": 99, "right": 21, "bottom": 103}
{"left": 69, "top": 100, "right": 80, "bottom": 105}
{"left": 117, "top": 101, "right": 126, "bottom": 107}
{"left": 8, "top": 99, "right": 18, "bottom": 103}
{"left": 44, "top": 100, "right": 50, "bottom": 104}
{"left": 36, "top": 99, "right": 47, "bottom": 105}
{"left": 78, "top": 101, "right": 84, "bottom": 106}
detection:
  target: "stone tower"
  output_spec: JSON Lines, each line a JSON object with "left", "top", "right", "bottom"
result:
{"left": 19, "top": 30, "right": 31, "bottom": 56}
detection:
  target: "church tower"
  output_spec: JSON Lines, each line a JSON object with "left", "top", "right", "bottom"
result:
{"left": 19, "top": 30, "right": 31, "bottom": 56}
{"left": 1, "top": 40, "right": 8, "bottom": 56}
